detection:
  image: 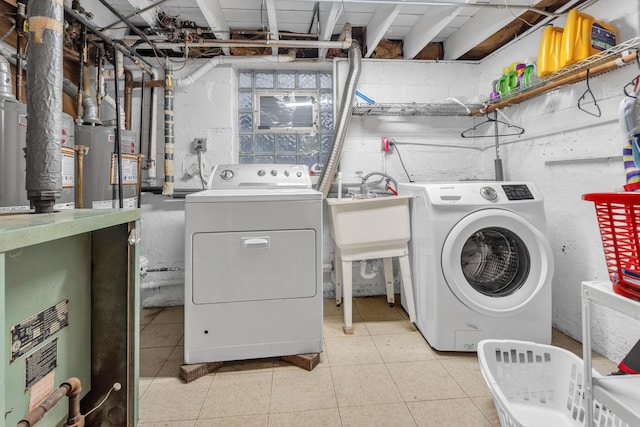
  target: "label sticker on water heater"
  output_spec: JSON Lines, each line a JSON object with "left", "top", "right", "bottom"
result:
{"left": 10, "top": 300, "right": 69, "bottom": 362}
{"left": 110, "top": 153, "right": 139, "bottom": 185}
{"left": 62, "top": 147, "right": 75, "bottom": 188}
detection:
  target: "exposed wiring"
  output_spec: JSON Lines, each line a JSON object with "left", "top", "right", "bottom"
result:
{"left": 84, "top": 383, "right": 121, "bottom": 418}
{"left": 389, "top": 140, "right": 413, "bottom": 182}
{"left": 504, "top": 0, "right": 534, "bottom": 27}
{"left": 0, "top": 22, "right": 15, "bottom": 42}
{"left": 197, "top": 149, "right": 206, "bottom": 190}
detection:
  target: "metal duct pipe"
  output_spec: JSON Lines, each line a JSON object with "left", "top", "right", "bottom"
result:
{"left": 317, "top": 42, "right": 362, "bottom": 197}
{"left": 0, "top": 54, "right": 16, "bottom": 101}
{"left": 62, "top": 78, "right": 101, "bottom": 125}
{"left": 162, "top": 61, "right": 174, "bottom": 196}
{"left": 26, "top": 0, "right": 64, "bottom": 213}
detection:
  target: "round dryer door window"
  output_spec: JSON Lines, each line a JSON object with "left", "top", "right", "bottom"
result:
{"left": 442, "top": 209, "right": 553, "bottom": 316}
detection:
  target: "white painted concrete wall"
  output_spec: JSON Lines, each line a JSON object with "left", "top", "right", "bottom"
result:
{"left": 138, "top": 0, "right": 640, "bottom": 361}
{"left": 475, "top": 0, "right": 640, "bottom": 361}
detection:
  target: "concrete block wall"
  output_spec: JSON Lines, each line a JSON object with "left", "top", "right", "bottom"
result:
{"left": 137, "top": 0, "right": 640, "bottom": 361}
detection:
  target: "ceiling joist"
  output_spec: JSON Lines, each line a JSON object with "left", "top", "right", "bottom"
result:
{"left": 364, "top": 4, "right": 401, "bottom": 58}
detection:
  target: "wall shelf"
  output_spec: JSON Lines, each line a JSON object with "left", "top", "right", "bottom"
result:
{"left": 473, "top": 37, "right": 640, "bottom": 116}
{"left": 581, "top": 280, "right": 640, "bottom": 426}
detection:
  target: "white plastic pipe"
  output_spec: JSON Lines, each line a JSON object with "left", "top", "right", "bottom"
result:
{"left": 174, "top": 50, "right": 297, "bottom": 89}
{"left": 360, "top": 260, "right": 378, "bottom": 279}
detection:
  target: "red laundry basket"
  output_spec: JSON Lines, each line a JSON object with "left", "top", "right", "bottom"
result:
{"left": 583, "top": 192, "right": 640, "bottom": 300}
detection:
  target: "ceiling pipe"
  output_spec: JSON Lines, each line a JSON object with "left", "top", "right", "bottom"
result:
{"left": 101, "top": 0, "right": 169, "bottom": 31}
{"left": 63, "top": 4, "right": 156, "bottom": 75}
{"left": 174, "top": 49, "right": 298, "bottom": 89}
{"left": 134, "top": 36, "right": 353, "bottom": 51}
{"left": 26, "top": 0, "right": 64, "bottom": 213}
{"left": 96, "top": 0, "right": 166, "bottom": 58}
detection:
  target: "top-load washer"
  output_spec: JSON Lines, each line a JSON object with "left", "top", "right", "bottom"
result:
{"left": 398, "top": 181, "right": 554, "bottom": 351}
{"left": 184, "top": 164, "right": 323, "bottom": 364}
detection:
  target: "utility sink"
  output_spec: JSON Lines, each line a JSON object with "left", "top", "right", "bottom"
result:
{"left": 326, "top": 195, "right": 411, "bottom": 259}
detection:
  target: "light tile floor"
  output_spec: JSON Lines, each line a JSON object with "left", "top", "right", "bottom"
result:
{"left": 139, "top": 296, "right": 617, "bottom": 426}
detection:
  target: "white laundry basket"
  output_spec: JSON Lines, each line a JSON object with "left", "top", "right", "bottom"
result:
{"left": 477, "top": 339, "right": 627, "bottom": 427}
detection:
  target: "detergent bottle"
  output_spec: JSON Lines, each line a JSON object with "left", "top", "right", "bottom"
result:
{"left": 538, "top": 26, "right": 564, "bottom": 77}
{"left": 561, "top": 9, "right": 617, "bottom": 68}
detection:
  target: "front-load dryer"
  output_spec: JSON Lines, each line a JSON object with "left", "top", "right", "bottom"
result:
{"left": 398, "top": 182, "right": 554, "bottom": 351}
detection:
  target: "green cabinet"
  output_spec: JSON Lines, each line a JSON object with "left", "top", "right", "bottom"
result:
{"left": 1, "top": 209, "right": 140, "bottom": 426}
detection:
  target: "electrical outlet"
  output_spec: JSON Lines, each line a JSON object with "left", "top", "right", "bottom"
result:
{"left": 192, "top": 138, "right": 207, "bottom": 153}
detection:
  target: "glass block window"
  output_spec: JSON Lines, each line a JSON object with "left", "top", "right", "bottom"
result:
{"left": 238, "top": 70, "right": 333, "bottom": 168}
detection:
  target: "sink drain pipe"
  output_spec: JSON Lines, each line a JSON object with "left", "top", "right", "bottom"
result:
{"left": 25, "top": 0, "right": 64, "bottom": 213}
{"left": 317, "top": 42, "right": 361, "bottom": 198}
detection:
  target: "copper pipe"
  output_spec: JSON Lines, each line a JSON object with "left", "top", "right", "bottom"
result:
{"left": 75, "top": 145, "right": 87, "bottom": 208}
{"left": 96, "top": 46, "right": 104, "bottom": 119}
{"left": 137, "top": 154, "right": 144, "bottom": 208}
{"left": 17, "top": 377, "right": 83, "bottom": 427}
{"left": 76, "top": 27, "right": 86, "bottom": 122}
{"left": 124, "top": 68, "right": 133, "bottom": 130}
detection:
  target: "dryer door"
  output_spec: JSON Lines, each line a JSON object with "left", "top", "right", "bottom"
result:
{"left": 441, "top": 208, "right": 553, "bottom": 316}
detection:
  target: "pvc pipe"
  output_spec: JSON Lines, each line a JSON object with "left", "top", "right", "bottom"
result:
{"left": 359, "top": 260, "right": 378, "bottom": 279}
{"left": 174, "top": 50, "right": 297, "bottom": 89}
{"left": 337, "top": 171, "right": 343, "bottom": 199}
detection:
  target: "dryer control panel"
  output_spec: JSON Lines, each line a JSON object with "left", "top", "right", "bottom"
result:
{"left": 208, "top": 164, "right": 312, "bottom": 189}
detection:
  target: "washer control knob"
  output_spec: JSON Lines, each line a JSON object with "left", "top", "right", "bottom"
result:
{"left": 220, "top": 169, "right": 234, "bottom": 180}
{"left": 480, "top": 186, "right": 498, "bottom": 201}
{"left": 296, "top": 171, "right": 303, "bottom": 177}
{"left": 271, "top": 169, "right": 278, "bottom": 176}
{"left": 257, "top": 170, "right": 265, "bottom": 176}
{"left": 284, "top": 170, "right": 290, "bottom": 177}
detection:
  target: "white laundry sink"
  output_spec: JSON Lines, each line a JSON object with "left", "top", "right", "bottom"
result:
{"left": 326, "top": 195, "right": 412, "bottom": 259}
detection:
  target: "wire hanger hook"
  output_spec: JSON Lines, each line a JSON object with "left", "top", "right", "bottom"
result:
{"left": 578, "top": 69, "right": 601, "bottom": 117}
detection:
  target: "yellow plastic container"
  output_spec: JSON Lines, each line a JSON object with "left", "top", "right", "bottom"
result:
{"left": 538, "top": 26, "right": 564, "bottom": 77}
{"left": 560, "top": 9, "right": 617, "bottom": 67}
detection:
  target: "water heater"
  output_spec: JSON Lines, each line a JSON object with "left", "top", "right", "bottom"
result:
{"left": 75, "top": 125, "right": 140, "bottom": 209}
{"left": 0, "top": 105, "right": 76, "bottom": 211}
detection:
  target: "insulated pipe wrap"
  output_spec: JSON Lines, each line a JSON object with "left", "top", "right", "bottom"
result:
{"left": 26, "top": 0, "right": 64, "bottom": 213}
{"left": 317, "top": 43, "right": 361, "bottom": 197}
{"left": 162, "top": 64, "right": 174, "bottom": 196}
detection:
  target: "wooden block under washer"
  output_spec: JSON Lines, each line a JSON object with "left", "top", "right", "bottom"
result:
{"left": 280, "top": 353, "right": 321, "bottom": 371}
{"left": 180, "top": 362, "right": 223, "bottom": 383}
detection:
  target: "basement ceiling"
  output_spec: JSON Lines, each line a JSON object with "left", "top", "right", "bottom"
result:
{"left": 76, "top": 0, "right": 591, "bottom": 61}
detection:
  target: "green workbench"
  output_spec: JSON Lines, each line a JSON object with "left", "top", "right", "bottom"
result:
{"left": 1, "top": 209, "right": 140, "bottom": 426}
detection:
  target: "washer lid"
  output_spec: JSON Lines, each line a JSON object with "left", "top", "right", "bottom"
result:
{"left": 185, "top": 188, "right": 322, "bottom": 203}
{"left": 441, "top": 208, "right": 553, "bottom": 316}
